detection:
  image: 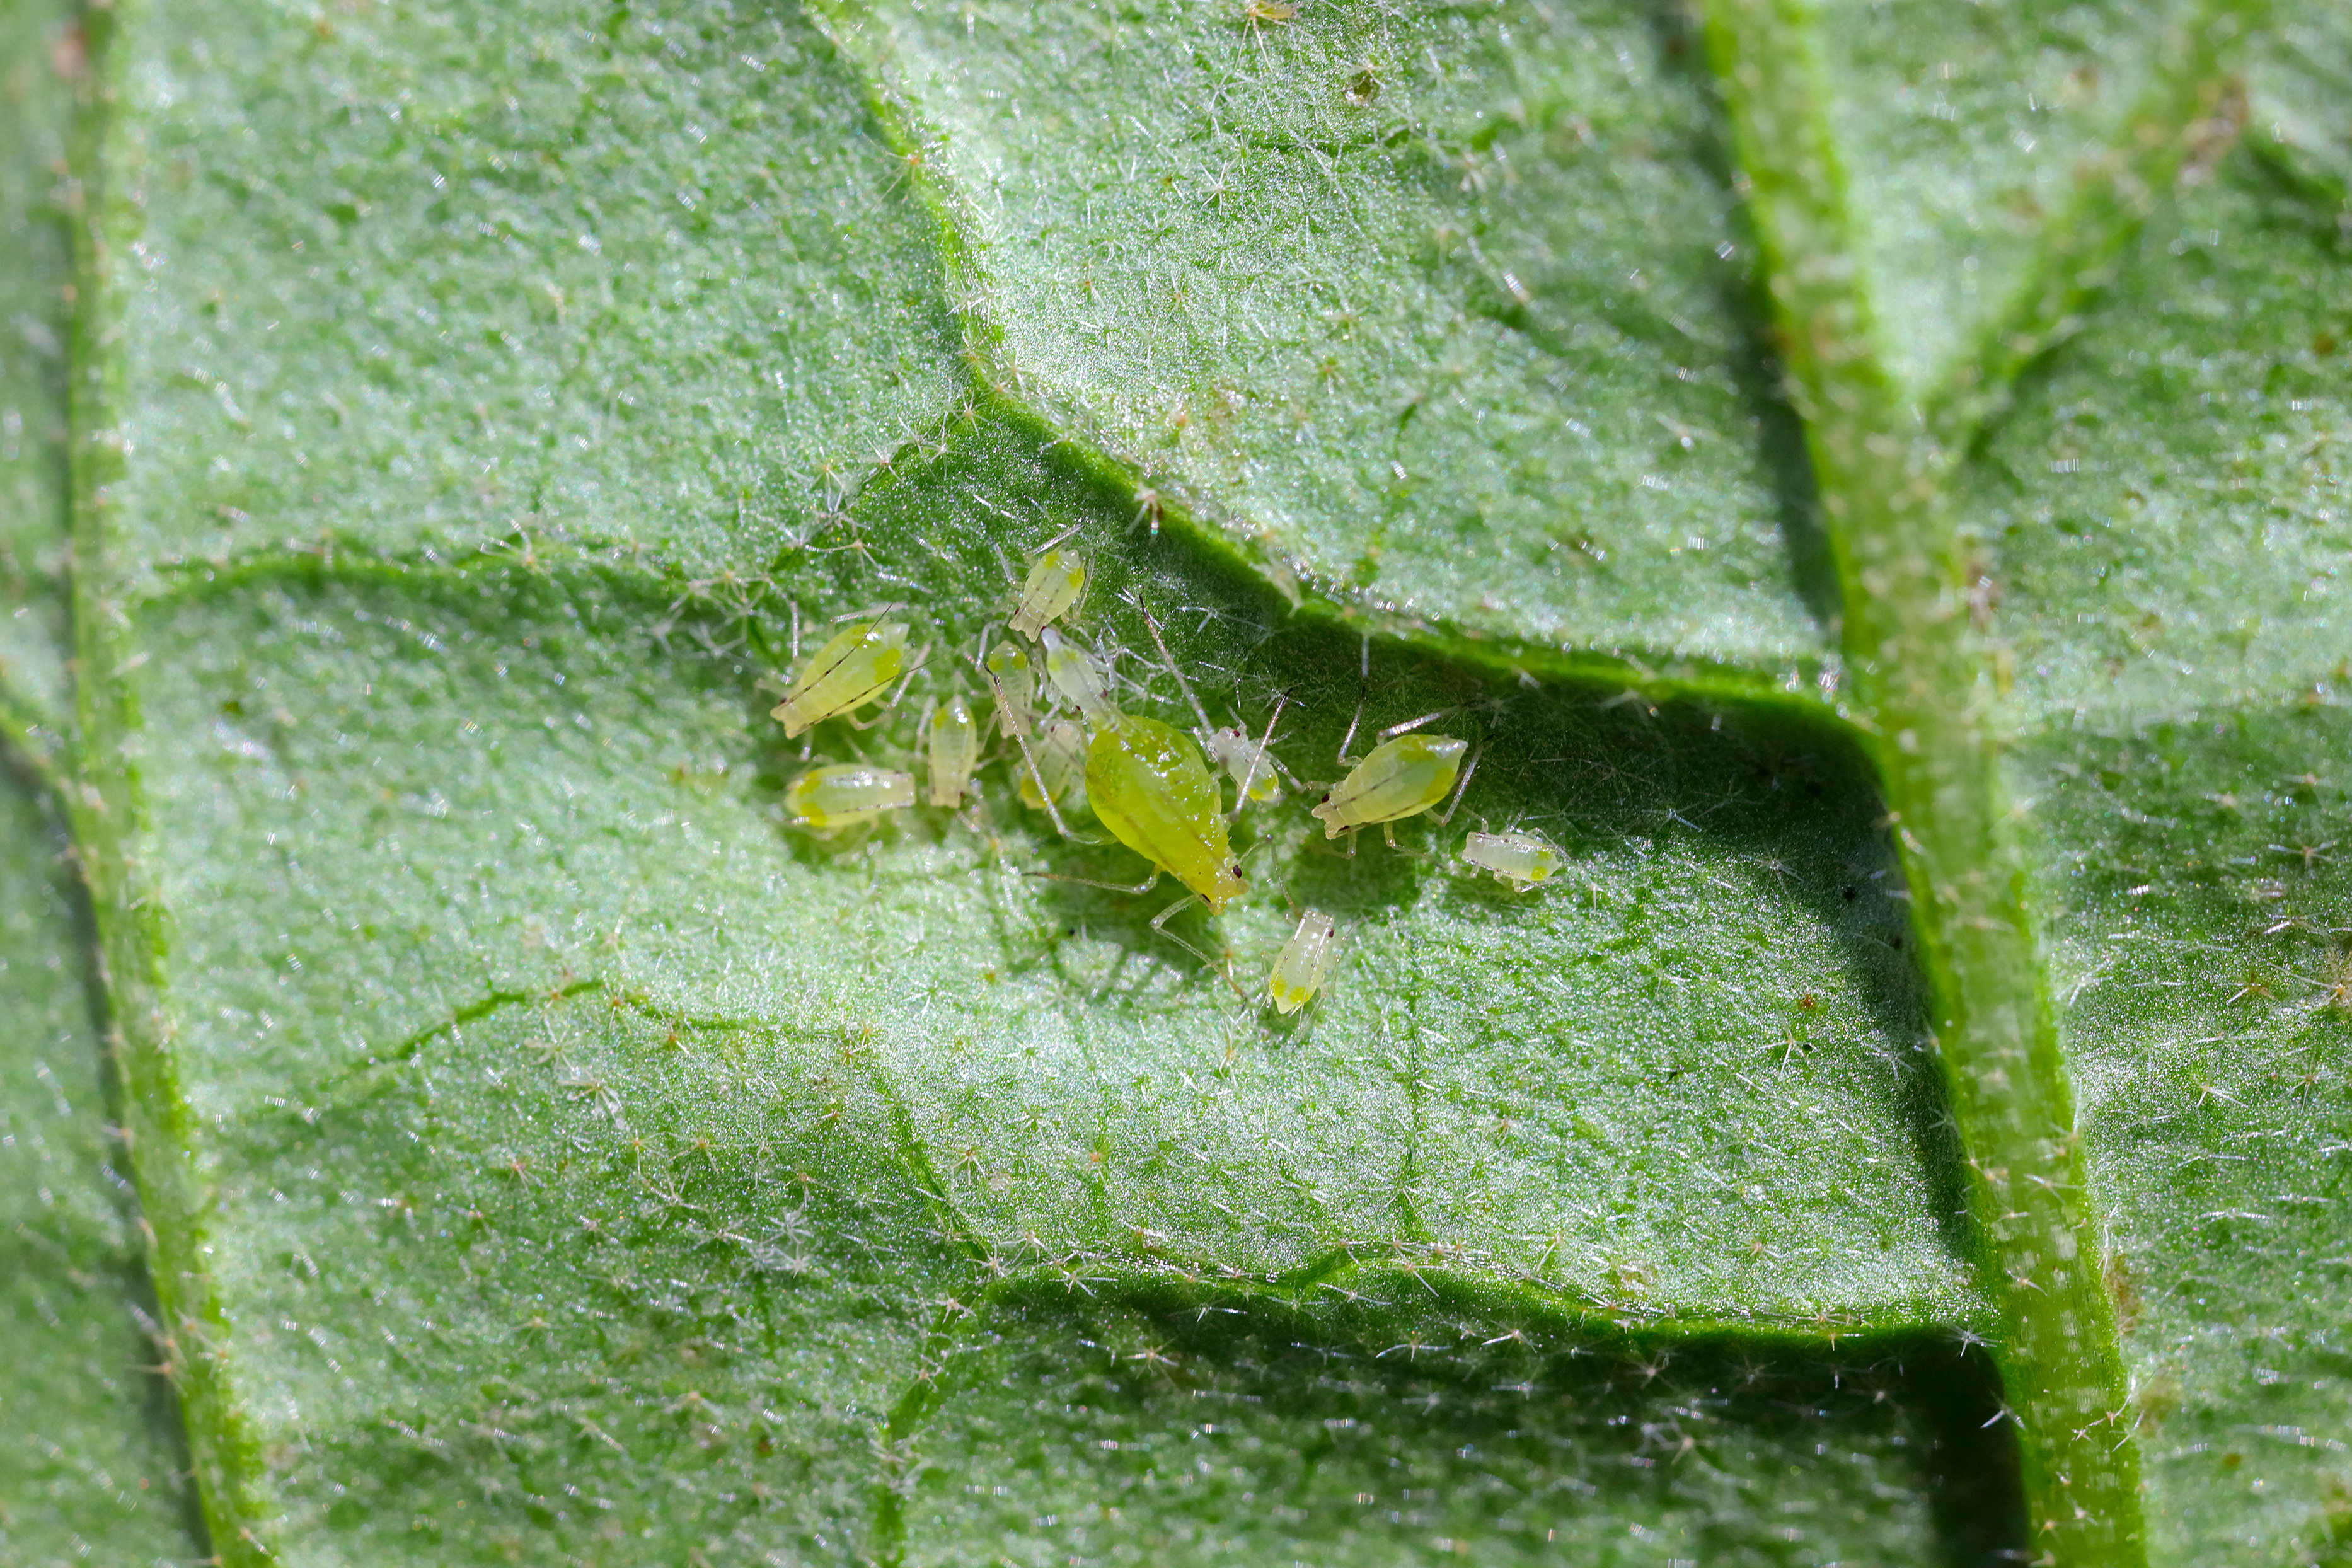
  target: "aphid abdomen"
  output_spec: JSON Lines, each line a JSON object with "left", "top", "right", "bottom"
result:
{"left": 1008, "top": 548, "right": 1086, "bottom": 639}
{"left": 1018, "top": 719, "right": 1090, "bottom": 816}
{"left": 1042, "top": 627, "right": 1119, "bottom": 722}
{"left": 1267, "top": 909, "right": 1338, "bottom": 1015}
{"left": 1310, "top": 734, "right": 1469, "bottom": 837}
{"left": 1462, "top": 829, "right": 1561, "bottom": 890}
{"left": 785, "top": 764, "right": 915, "bottom": 829}
{"left": 1085, "top": 715, "right": 1244, "bottom": 911}
{"left": 926, "top": 695, "right": 982, "bottom": 807}
{"left": 773, "top": 621, "right": 911, "bottom": 737}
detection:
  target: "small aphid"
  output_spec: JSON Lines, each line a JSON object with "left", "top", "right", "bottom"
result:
{"left": 1087, "top": 715, "right": 1243, "bottom": 911}
{"left": 1018, "top": 719, "right": 1090, "bottom": 817}
{"left": 1008, "top": 548, "right": 1087, "bottom": 640}
{"left": 773, "top": 621, "right": 911, "bottom": 738}
{"left": 984, "top": 640, "right": 1037, "bottom": 737}
{"left": 1267, "top": 909, "right": 1338, "bottom": 1015}
{"left": 1206, "top": 725, "right": 1283, "bottom": 807}
{"left": 1042, "top": 627, "right": 1119, "bottom": 722}
{"left": 1313, "top": 734, "right": 1470, "bottom": 839}
{"left": 784, "top": 764, "right": 914, "bottom": 831}
{"left": 926, "top": 695, "right": 982, "bottom": 808}
{"left": 1462, "top": 827, "right": 1562, "bottom": 891}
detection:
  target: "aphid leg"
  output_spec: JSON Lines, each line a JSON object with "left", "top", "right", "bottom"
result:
{"left": 1029, "top": 867, "right": 1161, "bottom": 897}
{"left": 1036, "top": 519, "right": 1085, "bottom": 553}
{"left": 1134, "top": 601, "right": 1216, "bottom": 738}
{"left": 1380, "top": 819, "right": 1426, "bottom": 858}
{"left": 1429, "top": 742, "right": 1484, "bottom": 826}
{"left": 1146, "top": 892, "right": 1248, "bottom": 1003}
{"left": 1228, "top": 692, "right": 1290, "bottom": 823}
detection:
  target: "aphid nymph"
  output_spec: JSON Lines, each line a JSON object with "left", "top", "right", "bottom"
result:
{"left": 785, "top": 764, "right": 915, "bottom": 831}
{"left": 1018, "top": 718, "right": 1090, "bottom": 817}
{"left": 1267, "top": 909, "right": 1338, "bottom": 1015}
{"left": 1041, "top": 626, "right": 1119, "bottom": 723}
{"left": 773, "top": 619, "right": 913, "bottom": 737}
{"left": 1461, "top": 827, "right": 1562, "bottom": 891}
{"left": 1008, "top": 547, "right": 1087, "bottom": 640}
{"left": 925, "top": 694, "right": 982, "bottom": 808}
{"left": 1312, "top": 726, "right": 1474, "bottom": 847}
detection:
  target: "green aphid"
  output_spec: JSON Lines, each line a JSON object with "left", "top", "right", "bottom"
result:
{"left": 773, "top": 621, "right": 911, "bottom": 738}
{"left": 1008, "top": 548, "right": 1087, "bottom": 640}
{"left": 784, "top": 764, "right": 914, "bottom": 831}
{"left": 1312, "top": 732, "right": 1472, "bottom": 843}
{"left": 1086, "top": 715, "right": 1244, "bottom": 913}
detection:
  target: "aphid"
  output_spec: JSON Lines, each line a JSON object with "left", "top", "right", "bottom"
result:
{"left": 773, "top": 620, "right": 911, "bottom": 738}
{"left": 1266, "top": 909, "right": 1338, "bottom": 1015}
{"left": 1041, "top": 627, "right": 1119, "bottom": 722}
{"left": 925, "top": 695, "right": 982, "bottom": 808}
{"left": 1085, "top": 713, "right": 1244, "bottom": 912}
{"left": 984, "top": 640, "right": 1038, "bottom": 737}
{"left": 1017, "top": 719, "right": 1090, "bottom": 817}
{"left": 1313, "top": 730, "right": 1474, "bottom": 846}
{"left": 1008, "top": 548, "right": 1087, "bottom": 640}
{"left": 1206, "top": 724, "right": 1285, "bottom": 807}
{"left": 1461, "top": 827, "right": 1562, "bottom": 891}
{"left": 784, "top": 764, "right": 914, "bottom": 831}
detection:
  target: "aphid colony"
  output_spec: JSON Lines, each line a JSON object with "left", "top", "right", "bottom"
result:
{"left": 771, "top": 543, "right": 1566, "bottom": 1013}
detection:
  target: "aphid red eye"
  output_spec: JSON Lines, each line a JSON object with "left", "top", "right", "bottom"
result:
{"left": 1318, "top": 791, "right": 1331, "bottom": 804}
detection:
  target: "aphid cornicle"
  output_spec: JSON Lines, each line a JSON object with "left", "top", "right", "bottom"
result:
{"left": 925, "top": 695, "right": 982, "bottom": 808}
{"left": 1008, "top": 548, "right": 1086, "bottom": 640}
{"left": 773, "top": 620, "right": 911, "bottom": 737}
{"left": 1085, "top": 715, "right": 1244, "bottom": 911}
{"left": 1267, "top": 909, "right": 1338, "bottom": 1014}
{"left": 1313, "top": 733, "right": 1470, "bottom": 838}
{"left": 785, "top": 764, "right": 914, "bottom": 830}
{"left": 1462, "top": 827, "right": 1562, "bottom": 891}
{"left": 1018, "top": 719, "right": 1090, "bottom": 816}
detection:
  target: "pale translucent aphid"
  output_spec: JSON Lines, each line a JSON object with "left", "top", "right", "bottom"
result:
{"left": 772, "top": 621, "right": 911, "bottom": 738}
{"left": 1008, "top": 548, "right": 1087, "bottom": 640}
{"left": 1462, "top": 827, "right": 1562, "bottom": 891}
{"left": 1313, "top": 731, "right": 1473, "bottom": 845}
{"left": 784, "top": 764, "right": 914, "bottom": 831}
{"left": 925, "top": 695, "right": 982, "bottom": 808}
{"left": 1267, "top": 909, "right": 1338, "bottom": 1015}
{"left": 1041, "top": 626, "right": 1119, "bottom": 723}
{"left": 1206, "top": 724, "right": 1284, "bottom": 807}
{"left": 984, "top": 640, "right": 1037, "bottom": 738}
{"left": 1017, "top": 719, "right": 1090, "bottom": 817}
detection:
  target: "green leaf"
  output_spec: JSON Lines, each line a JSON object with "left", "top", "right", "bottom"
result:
{"left": 12, "top": 0, "right": 2351, "bottom": 1564}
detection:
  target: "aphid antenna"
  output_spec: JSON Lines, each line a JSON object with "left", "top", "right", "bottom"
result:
{"left": 833, "top": 601, "right": 903, "bottom": 624}
{"left": 1145, "top": 892, "right": 1250, "bottom": 1005}
{"left": 972, "top": 651, "right": 1033, "bottom": 741}
{"left": 994, "top": 693, "right": 1092, "bottom": 843}
{"left": 1377, "top": 708, "right": 1455, "bottom": 742}
{"left": 1228, "top": 691, "right": 1291, "bottom": 824}
{"left": 1131, "top": 597, "right": 1217, "bottom": 740}
{"left": 989, "top": 538, "right": 1018, "bottom": 590}
{"left": 1033, "top": 519, "right": 1085, "bottom": 553}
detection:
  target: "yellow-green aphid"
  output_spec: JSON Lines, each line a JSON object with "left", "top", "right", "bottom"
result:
{"left": 925, "top": 695, "right": 982, "bottom": 808}
{"left": 1462, "top": 827, "right": 1562, "bottom": 891}
{"left": 1017, "top": 719, "right": 1089, "bottom": 816}
{"left": 1041, "top": 627, "right": 1119, "bottom": 722}
{"left": 1312, "top": 733, "right": 1470, "bottom": 839}
{"left": 785, "top": 764, "right": 914, "bottom": 831}
{"left": 1086, "top": 715, "right": 1243, "bottom": 911}
{"left": 984, "top": 640, "right": 1037, "bottom": 737}
{"left": 1008, "top": 548, "right": 1087, "bottom": 640}
{"left": 772, "top": 620, "right": 910, "bottom": 738}
{"left": 1267, "top": 909, "right": 1338, "bottom": 1015}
